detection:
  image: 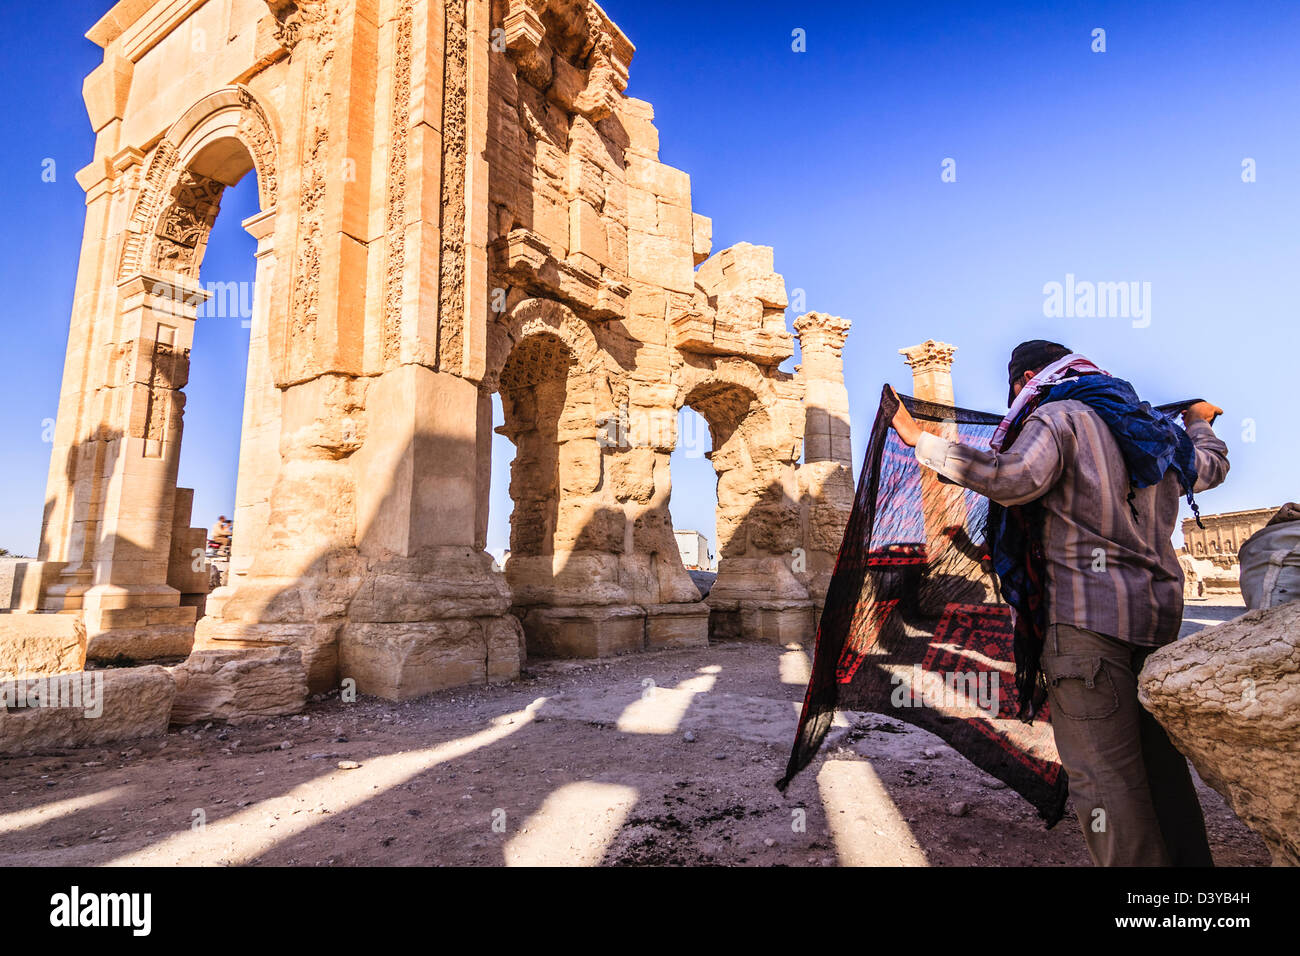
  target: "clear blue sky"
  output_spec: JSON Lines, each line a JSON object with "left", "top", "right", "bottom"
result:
{"left": 2, "top": 0, "right": 1296, "bottom": 558}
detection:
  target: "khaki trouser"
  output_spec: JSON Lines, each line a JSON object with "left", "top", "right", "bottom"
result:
{"left": 1041, "top": 623, "right": 1213, "bottom": 866}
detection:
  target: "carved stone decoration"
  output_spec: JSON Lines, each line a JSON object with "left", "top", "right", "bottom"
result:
{"left": 151, "top": 171, "right": 226, "bottom": 276}
{"left": 899, "top": 339, "right": 958, "bottom": 375}
{"left": 382, "top": 3, "right": 414, "bottom": 365}
{"left": 264, "top": 0, "right": 329, "bottom": 50}
{"left": 236, "top": 88, "right": 280, "bottom": 209}
{"left": 140, "top": 331, "right": 191, "bottom": 456}
{"left": 438, "top": 0, "right": 470, "bottom": 373}
{"left": 118, "top": 141, "right": 180, "bottom": 281}
{"left": 120, "top": 87, "right": 279, "bottom": 283}
{"left": 287, "top": 2, "right": 343, "bottom": 374}
{"left": 570, "top": 32, "right": 626, "bottom": 122}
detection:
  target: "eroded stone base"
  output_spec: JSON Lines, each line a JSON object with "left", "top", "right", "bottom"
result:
{"left": 644, "top": 603, "right": 710, "bottom": 650}
{"left": 709, "top": 601, "right": 814, "bottom": 644}
{"left": 339, "top": 615, "right": 524, "bottom": 699}
{"left": 518, "top": 605, "right": 647, "bottom": 658}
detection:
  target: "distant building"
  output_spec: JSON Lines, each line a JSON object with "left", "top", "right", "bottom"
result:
{"left": 1178, "top": 505, "right": 1282, "bottom": 598}
{"left": 674, "top": 530, "right": 713, "bottom": 571}
{"left": 1181, "top": 507, "right": 1281, "bottom": 569}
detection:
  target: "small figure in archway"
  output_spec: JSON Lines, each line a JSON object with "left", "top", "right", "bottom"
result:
{"left": 209, "top": 515, "right": 233, "bottom": 558}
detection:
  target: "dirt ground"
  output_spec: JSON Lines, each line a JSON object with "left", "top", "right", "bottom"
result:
{"left": 0, "top": 609, "right": 1268, "bottom": 867}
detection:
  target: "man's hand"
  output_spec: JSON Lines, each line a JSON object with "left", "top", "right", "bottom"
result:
{"left": 890, "top": 386, "right": 923, "bottom": 448}
{"left": 1182, "top": 401, "right": 1224, "bottom": 428}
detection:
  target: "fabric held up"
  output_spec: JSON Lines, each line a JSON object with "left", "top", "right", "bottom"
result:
{"left": 780, "top": 386, "right": 1203, "bottom": 825}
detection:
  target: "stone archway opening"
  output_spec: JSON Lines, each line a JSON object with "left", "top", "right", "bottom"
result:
{"left": 666, "top": 404, "right": 717, "bottom": 597}
{"left": 170, "top": 173, "right": 261, "bottom": 620}
{"left": 496, "top": 330, "right": 577, "bottom": 574}
{"left": 671, "top": 378, "right": 802, "bottom": 640}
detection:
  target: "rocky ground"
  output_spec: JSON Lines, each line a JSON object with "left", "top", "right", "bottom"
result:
{"left": 0, "top": 601, "right": 1268, "bottom": 867}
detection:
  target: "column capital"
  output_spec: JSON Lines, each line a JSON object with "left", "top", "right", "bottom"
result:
{"left": 899, "top": 339, "right": 957, "bottom": 374}
{"left": 794, "top": 311, "right": 851, "bottom": 350}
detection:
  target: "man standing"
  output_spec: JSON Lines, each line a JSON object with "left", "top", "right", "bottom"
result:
{"left": 889, "top": 340, "right": 1229, "bottom": 866}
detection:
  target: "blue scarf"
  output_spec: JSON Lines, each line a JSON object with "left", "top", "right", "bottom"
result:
{"left": 1043, "top": 374, "right": 1201, "bottom": 519}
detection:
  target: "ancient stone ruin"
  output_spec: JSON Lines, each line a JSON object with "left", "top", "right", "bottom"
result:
{"left": 3, "top": 0, "right": 854, "bottom": 722}
{"left": 1139, "top": 600, "right": 1300, "bottom": 866}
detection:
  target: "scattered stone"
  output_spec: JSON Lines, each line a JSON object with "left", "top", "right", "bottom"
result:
{"left": 946, "top": 801, "right": 970, "bottom": 818}
{"left": 337, "top": 760, "right": 361, "bottom": 770}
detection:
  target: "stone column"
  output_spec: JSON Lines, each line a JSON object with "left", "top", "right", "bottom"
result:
{"left": 76, "top": 273, "right": 213, "bottom": 659}
{"left": 795, "top": 312, "right": 854, "bottom": 611}
{"left": 899, "top": 341, "right": 962, "bottom": 559}
{"left": 899, "top": 340, "right": 991, "bottom": 608}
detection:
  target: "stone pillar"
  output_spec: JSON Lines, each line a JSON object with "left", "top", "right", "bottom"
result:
{"left": 797, "top": 312, "right": 853, "bottom": 466}
{"left": 900, "top": 341, "right": 961, "bottom": 562}
{"left": 899, "top": 340, "right": 991, "bottom": 608}
{"left": 75, "top": 274, "right": 213, "bottom": 659}
{"left": 795, "top": 312, "right": 854, "bottom": 612}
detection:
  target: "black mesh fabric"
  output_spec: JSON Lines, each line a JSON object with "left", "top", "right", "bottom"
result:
{"left": 780, "top": 385, "right": 1201, "bottom": 824}
{"left": 779, "top": 385, "right": 1070, "bottom": 824}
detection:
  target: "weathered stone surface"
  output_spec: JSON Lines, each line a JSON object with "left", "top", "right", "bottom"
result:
{"left": 0, "top": 666, "right": 174, "bottom": 754}
{"left": 339, "top": 615, "right": 524, "bottom": 699}
{"left": 169, "top": 646, "right": 308, "bottom": 725}
{"left": 0, "top": 613, "right": 86, "bottom": 678}
{"left": 1138, "top": 601, "right": 1300, "bottom": 865}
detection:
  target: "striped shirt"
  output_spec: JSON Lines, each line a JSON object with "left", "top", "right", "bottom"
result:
{"left": 914, "top": 400, "right": 1230, "bottom": 646}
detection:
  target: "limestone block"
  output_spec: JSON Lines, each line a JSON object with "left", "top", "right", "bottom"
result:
{"left": 340, "top": 615, "right": 522, "bottom": 699}
{"left": 627, "top": 232, "right": 694, "bottom": 295}
{"left": 644, "top": 603, "right": 710, "bottom": 650}
{"left": 1137, "top": 601, "right": 1300, "bottom": 865}
{"left": 86, "top": 603, "right": 197, "bottom": 662}
{"left": 619, "top": 97, "right": 659, "bottom": 157}
{"left": 739, "top": 604, "right": 815, "bottom": 645}
{"left": 169, "top": 646, "right": 308, "bottom": 724}
{"left": 0, "top": 561, "right": 65, "bottom": 612}
{"left": 519, "top": 605, "right": 646, "bottom": 658}
{"left": 696, "top": 242, "right": 788, "bottom": 309}
{"left": 82, "top": 52, "right": 132, "bottom": 132}
{"left": 627, "top": 156, "right": 690, "bottom": 206}
{"left": 0, "top": 666, "right": 174, "bottom": 755}
{"left": 559, "top": 439, "right": 603, "bottom": 496}
{"left": 0, "top": 613, "right": 87, "bottom": 678}
{"left": 692, "top": 212, "right": 712, "bottom": 265}
{"left": 612, "top": 448, "right": 657, "bottom": 503}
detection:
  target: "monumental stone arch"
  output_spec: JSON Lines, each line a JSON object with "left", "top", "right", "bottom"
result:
{"left": 25, "top": 0, "right": 856, "bottom": 718}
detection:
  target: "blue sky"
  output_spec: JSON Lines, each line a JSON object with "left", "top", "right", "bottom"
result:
{"left": 2, "top": 0, "right": 1296, "bottom": 557}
